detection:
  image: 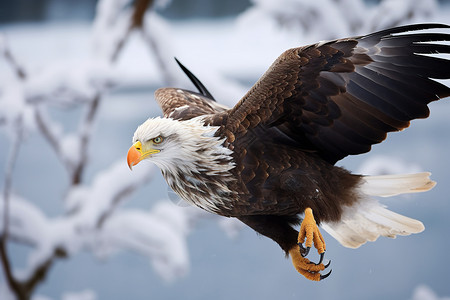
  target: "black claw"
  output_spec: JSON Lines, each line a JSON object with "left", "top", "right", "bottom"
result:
{"left": 316, "top": 252, "right": 325, "bottom": 265}
{"left": 324, "top": 260, "right": 331, "bottom": 269}
{"left": 320, "top": 269, "right": 332, "bottom": 281}
{"left": 299, "top": 244, "right": 310, "bottom": 257}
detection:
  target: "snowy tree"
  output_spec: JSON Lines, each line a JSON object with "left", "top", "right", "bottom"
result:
{"left": 0, "top": 0, "right": 205, "bottom": 299}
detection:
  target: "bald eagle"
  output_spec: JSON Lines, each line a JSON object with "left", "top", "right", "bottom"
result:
{"left": 127, "top": 24, "right": 450, "bottom": 281}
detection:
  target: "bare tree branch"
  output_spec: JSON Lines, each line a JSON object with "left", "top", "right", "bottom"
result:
{"left": 22, "top": 247, "right": 67, "bottom": 298}
{"left": 96, "top": 185, "right": 137, "bottom": 228}
{"left": 72, "top": 93, "right": 101, "bottom": 185}
{"left": 132, "top": 0, "right": 154, "bottom": 28}
{"left": 141, "top": 26, "right": 177, "bottom": 86}
{"left": 0, "top": 116, "right": 25, "bottom": 299}
{"left": 34, "top": 107, "right": 62, "bottom": 159}
{"left": 1, "top": 36, "right": 27, "bottom": 80}
{"left": 110, "top": 26, "right": 133, "bottom": 63}
{"left": 110, "top": 0, "right": 154, "bottom": 63}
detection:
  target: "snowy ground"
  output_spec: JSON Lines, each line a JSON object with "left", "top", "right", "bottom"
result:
{"left": 1, "top": 1, "right": 450, "bottom": 299}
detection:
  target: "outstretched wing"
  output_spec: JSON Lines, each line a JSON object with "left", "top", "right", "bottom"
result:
{"left": 221, "top": 23, "right": 450, "bottom": 164}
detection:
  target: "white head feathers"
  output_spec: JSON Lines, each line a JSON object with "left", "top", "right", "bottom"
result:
{"left": 132, "top": 116, "right": 236, "bottom": 212}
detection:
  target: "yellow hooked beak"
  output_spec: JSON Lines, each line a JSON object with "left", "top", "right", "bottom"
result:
{"left": 127, "top": 141, "right": 160, "bottom": 170}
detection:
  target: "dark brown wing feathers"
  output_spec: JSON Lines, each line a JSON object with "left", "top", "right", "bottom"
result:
{"left": 219, "top": 23, "right": 450, "bottom": 164}
{"left": 155, "top": 87, "right": 227, "bottom": 121}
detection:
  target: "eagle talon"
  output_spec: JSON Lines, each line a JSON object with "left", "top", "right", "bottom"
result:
{"left": 307, "top": 255, "right": 329, "bottom": 267}
{"left": 289, "top": 245, "right": 331, "bottom": 281}
{"left": 320, "top": 270, "right": 332, "bottom": 281}
{"left": 316, "top": 252, "right": 325, "bottom": 265}
{"left": 299, "top": 244, "right": 310, "bottom": 257}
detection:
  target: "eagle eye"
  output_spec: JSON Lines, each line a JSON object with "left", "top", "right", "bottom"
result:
{"left": 152, "top": 136, "right": 164, "bottom": 144}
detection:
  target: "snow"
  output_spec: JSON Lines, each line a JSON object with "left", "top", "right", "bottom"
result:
{"left": 0, "top": 194, "right": 50, "bottom": 247}
{"left": 0, "top": 163, "right": 193, "bottom": 283}
{"left": 24, "top": 59, "right": 114, "bottom": 106}
{"left": 65, "top": 160, "right": 154, "bottom": 226}
{"left": 357, "top": 155, "right": 423, "bottom": 175}
{"left": 218, "top": 217, "right": 245, "bottom": 239}
{"left": 368, "top": 0, "right": 439, "bottom": 31}
{"left": 32, "top": 296, "right": 53, "bottom": 300}
{"left": 61, "top": 290, "right": 97, "bottom": 300}
{"left": 60, "top": 134, "right": 82, "bottom": 168}
{"left": 242, "top": 0, "right": 351, "bottom": 40}
{"left": 411, "top": 285, "right": 450, "bottom": 300}
{"left": 98, "top": 205, "right": 190, "bottom": 281}
{"left": 91, "top": 0, "right": 133, "bottom": 60}
{"left": 0, "top": 79, "right": 28, "bottom": 133}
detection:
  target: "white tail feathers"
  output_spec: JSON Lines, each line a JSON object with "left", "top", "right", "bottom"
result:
{"left": 322, "top": 202, "right": 425, "bottom": 248}
{"left": 359, "top": 172, "right": 436, "bottom": 197}
{"left": 322, "top": 172, "right": 435, "bottom": 249}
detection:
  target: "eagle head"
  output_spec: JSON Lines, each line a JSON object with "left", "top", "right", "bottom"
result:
{"left": 127, "top": 116, "right": 232, "bottom": 174}
{"left": 127, "top": 117, "right": 185, "bottom": 170}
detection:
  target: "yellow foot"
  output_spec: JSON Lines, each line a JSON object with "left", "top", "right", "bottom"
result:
{"left": 298, "top": 208, "right": 326, "bottom": 262}
{"left": 289, "top": 245, "right": 331, "bottom": 281}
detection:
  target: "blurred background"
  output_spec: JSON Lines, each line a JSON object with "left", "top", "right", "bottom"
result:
{"left": 0, "top": 0, "right": 450, "bottom": 299}
{"left": 0, "top": 0, "right": 253, "bottom": 22}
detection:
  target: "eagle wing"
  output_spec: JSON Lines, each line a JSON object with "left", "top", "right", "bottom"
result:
{"left": 155, "top": 59, "right": 228, "bottom": 120}
{"left": 155, "top": 88, "right": 228, "bottom": 121}
{"left": 220, "top": 23, "right": 450, "bottom": 164}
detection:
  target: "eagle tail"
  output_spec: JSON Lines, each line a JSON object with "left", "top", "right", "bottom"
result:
{"left": 358, "top": 172, "right": 436, "bottom": 197}
{"left": 322, "top": 172, "right": 435, "bottom": 249}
